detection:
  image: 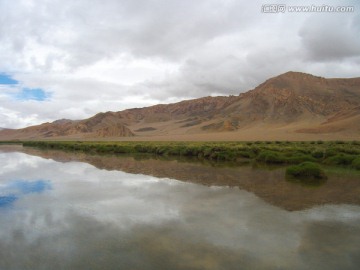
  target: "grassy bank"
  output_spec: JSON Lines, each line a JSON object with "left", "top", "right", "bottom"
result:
{"left": 20, "top": 140, "right": 360, "bottom": 170}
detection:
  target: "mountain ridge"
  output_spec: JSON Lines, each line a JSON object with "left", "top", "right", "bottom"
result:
{"left": 1, "top": 71, "right": 359, "bottom": 140}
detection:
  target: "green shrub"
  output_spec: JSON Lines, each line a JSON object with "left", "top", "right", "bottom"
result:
{"left": 216, "top": 151, "right": 236, "bottom": 161}
{"left": 178, "top": 147, "right": 193, "bottom": 156}
{"left": 113, "top": 145, "right": 134, "bottom": 154}
{"left": 285, "top": 154, "right": 316, "bottom": 164}
{"left": 294, "top": 148, "right": 312, "bottom": 154}
{"left": 256, "top": 151, "right": 284, "bottom": 164}
{"left": 201, "top": 147, "right": 213, "bottom": 157}
{"left": 20, "top": 141, "right": 360, "bottom": 171}
{"left": 324, "top": 154, "right": 357, "bottom": 166}
{"left": 237, "top": 150, "right": 252, "bottom": 158}
{"left": 352, "top": 157, "right": 360, "bottom": 170}
{"left": 323, "top": 148, "right": 340, "bottom": 158}
{"left": 134, "top": 144, "right": 149, "bottom": 153}
{"left": 336, "top": 148, "right": 360, "bottom": 155}
{"left": 286, "top": 162, "right": 327, "bottom": 180}
{"left": 250, "top": 146, "right": 261, "bottom": 155}
{"left": 312, "top": 150, "right": 324, "bottom": 159}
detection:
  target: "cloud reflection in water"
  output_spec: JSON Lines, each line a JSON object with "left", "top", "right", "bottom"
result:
{"left": 0, "top": 149, "right": 359, "bottom": 269}
{"left": 0, "top": 179, "right": 52, "bottom": 208}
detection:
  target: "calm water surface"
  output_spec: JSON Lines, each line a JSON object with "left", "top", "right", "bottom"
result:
{"left": 0, "top": 146, "right": 359, "bottom": 270}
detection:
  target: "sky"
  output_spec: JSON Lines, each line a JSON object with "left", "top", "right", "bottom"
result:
{"left": 0, "top": 0, "right": 359, "bottom": 129}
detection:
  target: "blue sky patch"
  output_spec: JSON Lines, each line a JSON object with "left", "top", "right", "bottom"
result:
{"left": 0, "top": 195, "right": 18, "bottom": 207}
{"left": 15, "top": 88, "right": 50, "bottom": 101}
{"left": 7, "top": 180, "right": 52, "bottom": 194}
{"left": 0, "top": 179, "right": 52, "bottom": 208}
{"left": 0, "top": 72, "right": 51, "bottom": 101}
{"left": 0, "top": 73, "right": 18, "bottom": 85}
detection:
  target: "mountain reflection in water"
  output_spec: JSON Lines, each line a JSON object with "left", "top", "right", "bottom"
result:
{"left": 0, "top": 146, "right": 359, "bottom": 270}
{"left": 19, "top": 146, "right": 360, "bottom": 211}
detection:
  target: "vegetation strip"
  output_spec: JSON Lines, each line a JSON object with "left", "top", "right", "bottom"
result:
{"left": 286, "top": 162, "right": 327, "bottom": 185}
{"left": 18, "top": 140, "right": 360, "bottom": 170}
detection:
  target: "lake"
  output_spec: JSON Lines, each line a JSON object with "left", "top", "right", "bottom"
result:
{"left": 0, "top": 145, "right": 360, "bottom": 270}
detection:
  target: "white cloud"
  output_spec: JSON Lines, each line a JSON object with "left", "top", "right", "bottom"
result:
{"left": 0, "top": 0, "right": 359, "bottom": 128}
{"left": 299, "top": 13, "right": 360, "bottom": 61}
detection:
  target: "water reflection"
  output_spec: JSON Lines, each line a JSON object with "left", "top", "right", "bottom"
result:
{"left": 0, "top": 194, "right": 17, "bottom": 207}
{"left": 5, "top": 179, "right": 51, "bottom": 194}
{"left": 0, "top": 179, "right": 51, "bottom": 208}
{"left": 19, "top": 146, "right": 360, "bottom": 211}
{"left": 0, "top": 147, "right": 359, "bottom": 269}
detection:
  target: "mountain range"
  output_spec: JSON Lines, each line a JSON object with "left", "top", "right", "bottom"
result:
{"left": 1, "top": 71, "right": 359, "bottom": 141}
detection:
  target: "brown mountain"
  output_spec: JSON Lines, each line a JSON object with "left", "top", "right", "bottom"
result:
{"left": 225, "top": 71, "right": 360, "bottom": 131}
{"left": 0, "top": 116, "right": 134, "bottom": 140}
{"left": 1, "top": 71, "right": 359, "bottom": 141}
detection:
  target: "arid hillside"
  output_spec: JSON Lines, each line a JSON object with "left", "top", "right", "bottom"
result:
{"left": 1, "top": 71, "right": 359, "bottom": 141}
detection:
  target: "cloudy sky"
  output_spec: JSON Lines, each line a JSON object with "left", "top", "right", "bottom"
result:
{"left": 0, "top": 0, "right": 359, "bottom": 128}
